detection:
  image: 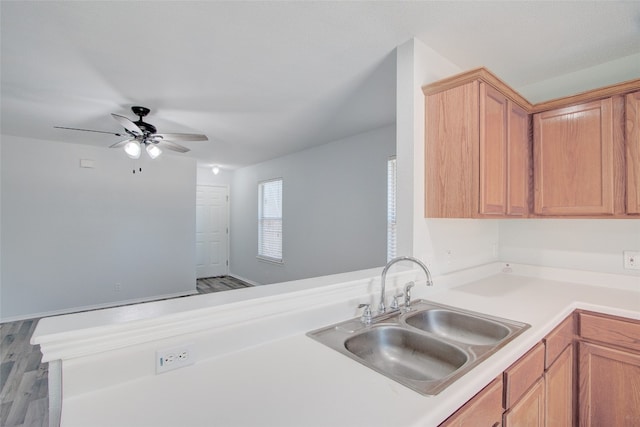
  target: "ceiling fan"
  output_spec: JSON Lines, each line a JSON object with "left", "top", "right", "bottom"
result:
{"left": 55, "top": 106, "right": 208, "bottom": 160}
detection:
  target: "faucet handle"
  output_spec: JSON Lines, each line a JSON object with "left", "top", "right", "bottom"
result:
{"left": 390, "top": 294, "right": 403, "bottom": 310}
{"left": 358, "top": 303, "right": 372, "bottom": 325}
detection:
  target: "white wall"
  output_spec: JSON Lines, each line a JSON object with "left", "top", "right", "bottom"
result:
{"left": 230, "top": 125, "right": 395, "bottom": 284}
{"left": 500, "top": 219, "right": 640, "bottom": 277}
{"left": 196, "top": 165, "right": 233, "bottom": 188}
{"left": 517, "top": 52, "right": 640, "bottom": 104}
{"left": 397, "top": 38, "right": 640, "bottom": 279}
{"left": 1, "top": 136, "right": 197, "bottom": 321}
{"left": 396, "top": 38, "right": 500, "bottom": 275}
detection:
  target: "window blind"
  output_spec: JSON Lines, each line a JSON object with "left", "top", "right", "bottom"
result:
{"left": 387, "top": 157, "right": 397, "bottom": 261}
{"left": 258, "top": 178, "right": 283, "bottom": 262}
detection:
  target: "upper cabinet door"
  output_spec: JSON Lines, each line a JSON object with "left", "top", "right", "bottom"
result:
{"left": 425, "top": 81, "right": 480, "bottom": 218}
{"left": 533, "top": 99, "right": 615, "bottom": 215}
{"left": 479, "top": 82, "right": 508, "bottom": 215}
{"left": 507, "top": 101, "right": 530, "bottom": 216}
{"left": 479, "top": 83, "right": 530, "bottom": 216}
{"left": 626, "top": 90, "right": 640, "bottom": 214}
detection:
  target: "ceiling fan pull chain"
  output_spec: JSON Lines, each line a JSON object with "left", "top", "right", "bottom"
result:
{"left": 132, "top": 159, "right": 142, "bottom": 174}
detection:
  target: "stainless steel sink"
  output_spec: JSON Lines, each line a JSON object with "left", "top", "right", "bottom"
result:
{"left": 404, "top": 309, "right": 511, "bottom": 346}
{"left": 307, "top": 300, "right": 530, "bottom": 395}
{"left": 345, "top": 326, "right": 468, "bottom": 382}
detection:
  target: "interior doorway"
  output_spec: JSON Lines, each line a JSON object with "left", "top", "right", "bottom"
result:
{"left": 196, "top": 185, "right": 229, "bottom": 278}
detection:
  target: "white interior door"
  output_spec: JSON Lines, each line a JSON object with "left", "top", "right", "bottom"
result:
{"left": 196, "top": 185, "right": 229, "bottom": 278}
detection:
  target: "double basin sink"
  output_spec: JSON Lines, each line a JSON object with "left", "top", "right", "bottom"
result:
{"left": 307, "top": 300, "right": 529, "bottom": 395}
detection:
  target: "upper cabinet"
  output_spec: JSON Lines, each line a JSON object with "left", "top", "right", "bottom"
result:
{"left": 480, "top": 83, "right": 530, "bottom": 216}
{"left": 626, "top": 90, "right": 640, "bottom": 214}
{"left": 423, "top": 67, "right": 640, "bottom": 219}
{"left": 424, "top": 69, "right": 531, "bottom": 218}
{"left": 533, "top": 97, "right": 622, "bottom": 216}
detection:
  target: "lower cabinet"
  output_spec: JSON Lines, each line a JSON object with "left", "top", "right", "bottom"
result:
{"left": 502, "top": 343, "right": 545, "bottom": 427}
{"left": 439, "top": 377, "right": 503, "bottom": 427}
{"left": 578, "top": 342, "right": 640, "bottom": 426}
{"left": 440, "top": 311, "right": 639, "bottom": 427}
{"left": 503, "top": 377, "right": 545, "bottom": 427}
{"left": 577, "top": 311, "right": 640, "bottom": 427}
{"left": 544, "top": 344, "right": 573, "bottom": 427}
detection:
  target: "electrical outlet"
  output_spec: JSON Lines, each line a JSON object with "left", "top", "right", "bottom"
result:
{"left": 114, "top": 282, "right": 121, "bottom": 292}
{"left": 445, "top": 249, "right": 453, "bottom": 265}
{"left": 623, "top": 251, "right": 640, "bottom": 270}
{"left": 156, "top": 343, "right": 195, "bottom": 374}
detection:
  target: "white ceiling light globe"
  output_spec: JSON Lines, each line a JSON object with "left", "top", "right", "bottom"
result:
{"left": 124, "top": 140, "right": 141, "bottom": 159}
{"left": 146, "top": 144, "right": 162, "bottom": 159}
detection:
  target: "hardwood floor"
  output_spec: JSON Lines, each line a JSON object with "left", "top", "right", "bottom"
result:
{"left": 0, "top": 276, "right": 251, "bottom": 427}
{"left": 196, "top": 275, "right": 253, "bottom": 293}
{"left": 0, "top": 319, "right": 48, "bottom": 427}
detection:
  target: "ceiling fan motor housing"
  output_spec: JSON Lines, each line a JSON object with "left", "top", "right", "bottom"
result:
{"left": 131, "top": 106, "right": 157, "bottom": 134}
{"left": 131, "top": 106, "right": 150, "bottom": 117}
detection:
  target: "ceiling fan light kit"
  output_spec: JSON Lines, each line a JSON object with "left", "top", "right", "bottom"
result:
{"left": 146, "top": 144, "right": 162, "bottom": 159}
{"left": 55, "top": 106, "right": 208, "bottom": 162}
{"left": 124, "top": 140, "right": 142, "bottom": 159}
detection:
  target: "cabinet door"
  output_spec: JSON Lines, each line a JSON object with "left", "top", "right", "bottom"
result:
{"left": 545, "top": 344, "right": 573, "bottom": 427}
{"left": 425, "top": 81, "right": 479, "bottom": 218}
{"left": 626, "top": 90, "right": 640, "bottom": 214}
{"left": 439, "top": 377, "right": 503, "bottom": 427}
{"left": 579, "top": 311, "right": 640, "bottom": 353}
{"left": 479, "top": 82, "right": 508, "bottom": 215}
{"left": 543, "top": 313, "right": 575, "bottom": 369}
{"left": 504, "top": 343, "right": 545, "bottom": 408}
{"left": 533, "top": 98, "right": 615, "bottom": 215}
{"left": 503, "top": 377, "right": 545, "bottom": 427}
{"left": 578, "top": 341, "right": 640, "bottom": 426}
{"left": 507, "top": 101, "right": 530, "bottom": 216}
{"left": 479, "top": 83, "right": 530, "bottom": 217}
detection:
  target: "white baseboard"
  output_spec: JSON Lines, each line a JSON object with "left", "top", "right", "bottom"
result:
{"left": 0, "top": 290, "right": 198, "bottom": 323}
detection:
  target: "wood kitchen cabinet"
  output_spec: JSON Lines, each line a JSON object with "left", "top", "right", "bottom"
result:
{"left": 441, "top": 311, "right": 640, "bottom": 427}
{"left": 543, "top": 314, "right": 575, "bottom": 427}
{"left": 533, "top": 97, "right": 624, "bottom": 216}
{"left": 424, "top": 68, "right": 531, "bottom": 218}
{"left": 544, "top": 344, "right": 573, "bottom": 427}
{"left": 439, "top": 377, "right": 503, "bottom": 427}
{"left": 626, "top": 90, "right": 640, "bottom": 214}
{"left": 424, "top": 67, "right": 640, "bottom": 218}
{"left": 480, "top": 83, "right": 530, "bottom": 216}
{"left": 578, "top": 311, "right": 640, "bottom": 426}
{"left": 578, "top": 342, "right": 640, "bottom": 426}
{"left": 503, "top": 377, "right": 545, "bottom": 427}
{"left": 502, "top": 342, "right": 545, "bottom": 427}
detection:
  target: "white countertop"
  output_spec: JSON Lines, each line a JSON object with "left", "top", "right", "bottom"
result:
{"left": 58, "top": 272, "right": 640, "bottom": 427}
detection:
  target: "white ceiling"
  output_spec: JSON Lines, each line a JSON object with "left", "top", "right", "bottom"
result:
{"left": 2, "top": 1, "right": 639, "bottom": 169}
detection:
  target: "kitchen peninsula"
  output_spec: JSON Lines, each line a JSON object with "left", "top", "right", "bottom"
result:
{"left": 33, "top": 263, "right": 640, "bottom": 427}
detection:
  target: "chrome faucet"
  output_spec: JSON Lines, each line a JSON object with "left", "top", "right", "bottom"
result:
{"left": 379, "top": 256, "right": 433, "bottom": 314}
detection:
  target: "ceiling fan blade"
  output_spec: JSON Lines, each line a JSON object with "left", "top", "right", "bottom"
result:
{"left": 55, "top": 126, "right": 124, "bottom": 137}
{"left": 157, "top": 140, "right": 190, "bottom": 153}
{"left": 109, "top": 138, "right": 135, "bottom": 149}
{"left": 154, "top": 133, "right": 208, "bottom": 142}
{"left": 111, "top": 113, "right": 143, "bottom": 135}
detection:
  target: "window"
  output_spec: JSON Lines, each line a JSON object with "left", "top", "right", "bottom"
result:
{"left": 258, "top": 178, "right": 283, "bottom": 262}
{"left": 387, "top": 157, "right": 397, "bottom": 261}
